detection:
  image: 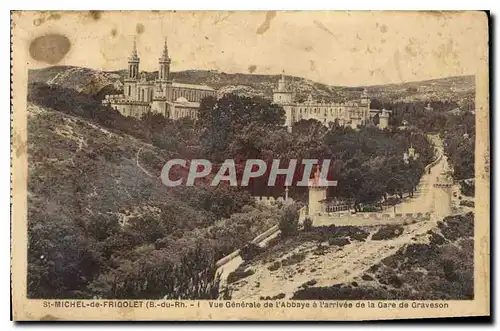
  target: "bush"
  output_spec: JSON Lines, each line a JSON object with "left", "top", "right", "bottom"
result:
{"left": 279, "top": 205, "right": 299, "bottom": 237}
{"left": 328, "top": 237, "right": 350, "bottom": 247}
{"left": 438, "top": 213, "right": 474, "bottom": 241}
{"left": 267, "top": 261, "right": 281, "bottom": 271}
{"left": 227, "top": 268, "right": 255, "bottom": 284}
{"left": 429, "top": 231, "right": 446, "bottom": 246}
{"left": 459, "top": 200, "right": 475, "bottom": 208}
{"left": 460, "top": 181, "right": 475, "bottom": 197}
{"left": 388, "top": 275, "right": 403, "bottom": 288}
{"left": 240, "top": 243, "right": 264, "bottom": 261}
{"left": 372, "top": 225, "right": 404, "bottom": 241}
{"left": 361, "top": 274, "right": 374, "bottom": 281}
{"left": 301, "top": 279, "right": 317, "bottom": 288}
{"left": 303, "top": 217, "right": 313, "bottom": 232}
{"left": 281, "top": 252, "right": 306, "bottom": 267}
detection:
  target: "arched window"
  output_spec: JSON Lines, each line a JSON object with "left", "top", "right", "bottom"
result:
{"left": 128, "top": 85, "right": 131, "bottom": 96}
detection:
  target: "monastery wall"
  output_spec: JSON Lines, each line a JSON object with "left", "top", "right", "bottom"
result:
{"left": 311, "top": 211, "right": 432, "bottom": 227}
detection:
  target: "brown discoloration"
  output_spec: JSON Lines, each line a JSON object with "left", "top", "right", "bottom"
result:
{"left": 111, "top": 29, "right": 118, "bottom": 37}
{"left": 213, "top": 12, "right": 232, "bottom": 25}
{"left": 309, "top": 60, "right": 316, "bottom": 72}
{"left": 248, "top": 65, "right": 257, "bottom": 73}
{"left": 256, "top": 11, "right": 276, "bottom": 35}
{"left": 304, "top": 45, "right": 313, "bottom": 52}
{"left": 32, "top": 12, "right": 61, "bottom": 26}
{"left": 13, "top": 133, "right": 27, "bottom": 158}
{"left": 136, "top": 23, "right": 145, "bottom": 34}
{"left": 313, "top": 20, "right": 338, "bottom": 40}
{"left": 29, "top": 34, "right": 71, "bottom": 64}
{"left": 380, "top": 24, "right": 388, "bottom": 33}
{"left": 405, "top": 38, "right": 419, "bottom": 57}
{"left": 89, "top": 10, "right": 102, "bottom": 21}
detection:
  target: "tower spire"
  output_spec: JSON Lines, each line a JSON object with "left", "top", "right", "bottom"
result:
{"left": 158, "top": 37, "right": 171, "bottom": 81}
{"left": 161, "top": 37, "right": 169, "bottom": 59}
{"left": 127, "top": 37, "right": 140, "bottom": 79}
{"left": 130, "top": 36, "right": 138, "bottom": 59}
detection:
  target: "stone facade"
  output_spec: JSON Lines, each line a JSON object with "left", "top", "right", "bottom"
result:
{"left": 307, "top": 168, "right": 328, "bottom": 216}
{"left": 273, "top": 73, "right": 391, "bottom": 131}
{"left": 103, "top": 39, "right": 216, "bottom": 120}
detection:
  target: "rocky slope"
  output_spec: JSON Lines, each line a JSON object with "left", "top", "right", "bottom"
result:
{"left": 29, "top": 66, "right": 474, "bottom": 104}
{"left": 227, "top": 213, "right": 473, "bottom": 300}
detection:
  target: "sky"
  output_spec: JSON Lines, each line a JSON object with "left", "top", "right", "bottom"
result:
{"left": 19, "top": 11, "right": 488, "bottom": 86}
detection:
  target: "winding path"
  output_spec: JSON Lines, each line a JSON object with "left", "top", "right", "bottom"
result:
{"left": 220, "top": 135, "right": 452, "bottom": 296}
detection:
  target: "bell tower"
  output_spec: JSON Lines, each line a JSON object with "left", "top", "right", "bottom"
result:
{"left": 273, "top": 70, "right": 293, "bottom": 105}
{"left": 127, "top": 37, "right": 140, "bottom": 80}
{"left": 158, "top": 38, "right": 171, "bottom": 82}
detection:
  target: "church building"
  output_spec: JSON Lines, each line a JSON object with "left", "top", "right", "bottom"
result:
{"left": 102, "top": 39, "right": 217, "bottom": 120}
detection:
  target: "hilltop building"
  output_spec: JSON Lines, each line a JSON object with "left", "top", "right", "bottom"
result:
{"left": 102, "top": 39, "right": 216, "bottom": 120}
{"left": 272, "top": 72, "right": 391, "bottom": 131}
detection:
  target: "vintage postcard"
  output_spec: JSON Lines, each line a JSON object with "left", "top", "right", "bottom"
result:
{"left": 11, "top": 11, "right": 489, "bottom": 321}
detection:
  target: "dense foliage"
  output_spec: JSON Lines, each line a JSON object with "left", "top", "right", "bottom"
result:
{"left": 442, "top": 112, "right": 475, "bottom": 180}
{"left": 27, "top": 82, "right": 440, "bottom": 299}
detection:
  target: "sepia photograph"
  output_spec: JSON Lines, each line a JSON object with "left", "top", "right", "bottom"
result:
{"left": 10, "top": 10, "right": 490, "bottom": 320}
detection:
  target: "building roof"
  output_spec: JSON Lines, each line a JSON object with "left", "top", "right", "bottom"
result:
{"left": 168, "top": 98, "right": 200, "bottom": 108}
{"left": 172, "top": 82, "right": 215, "bottom": 91}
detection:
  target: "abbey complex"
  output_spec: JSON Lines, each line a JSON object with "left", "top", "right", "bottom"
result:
{"left": 103, "top": 39, "right": 217, "bottom": 120}
{"left": 103, "top": 39, "right": 391, "bottom": 131}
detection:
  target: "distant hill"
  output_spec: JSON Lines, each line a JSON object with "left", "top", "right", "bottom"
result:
{"left": 28, "top": 66, "right": 475, "bottom": 106}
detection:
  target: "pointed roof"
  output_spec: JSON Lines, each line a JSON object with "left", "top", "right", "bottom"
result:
{"left": 160, "top": 37, "right": 169, "bottom": 60}
{"left": 129, "top": 37, "right": 139, "bottom": 61}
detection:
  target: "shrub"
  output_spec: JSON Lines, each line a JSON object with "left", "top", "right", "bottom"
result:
{"left": 268, "top": 261, "right": 281, "bottom": 271}
{"left": 328, "top": 237, "right": 350, "bottom": 247}
{"left": 372, "top": 225, "right": 404, "bottom": 241}
{"left": 350, "top": 229, "right": 369, "bottom": 242}
{"left": 240, "top": 243, "right": 264, "bottom": 261}
{"left": 388, "top": 275, "right": 403, "bottom": 288}
{"left": 227, "top": 268, "right": 255, "bottom": 284}
{"left": 459, "top": 200, "right": 475, "bottom": 208}
{"left": 429, "top": 231, "right": 446, "bottom": 246}
{"left": 303, "top": 217, "right": 313, "bottom": 232}
{"left": 279, "top": 205, "right": 299, "bottom": 237}
{"left": 281, "top": 252, "right": 306, "bottom": 267}
{"left": 361, "top": 274, "right": 374, "bottom": 281}
{"left": 301, "top": 279, "right": 317, "bottom": 288}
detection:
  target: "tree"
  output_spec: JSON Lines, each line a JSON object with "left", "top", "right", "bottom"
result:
{"left": 279, "top": 205, "right": 299, "bottom": 237}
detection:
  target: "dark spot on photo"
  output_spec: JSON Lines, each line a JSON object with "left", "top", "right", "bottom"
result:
{"left": 29, "top": 34, "right": 71, "bottom": 64}
{"left": 89, "top": 10, "right": 102, "bottom": 21}
{"left": 136, "top": 23, "right": 145, "bottom": 34}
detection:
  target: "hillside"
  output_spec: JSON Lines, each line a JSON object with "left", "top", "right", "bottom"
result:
{"left": 27, "top": 102, "right": 280, "bottom": 299}
{"left": 227, "top": 213, "right": 474, "bottom": 300}
{"left": 28, "top": 66, "right": 475, "bottom": 105}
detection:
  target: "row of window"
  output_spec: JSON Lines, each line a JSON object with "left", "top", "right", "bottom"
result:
{"left": 126, "top": 85, "right": 214, "bottom": 102}
{"left": 172, "top": 109, "right": 198, "bottom": 120}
